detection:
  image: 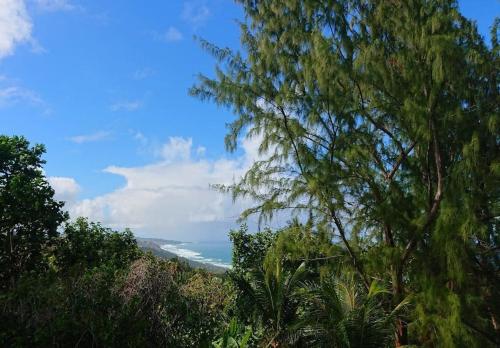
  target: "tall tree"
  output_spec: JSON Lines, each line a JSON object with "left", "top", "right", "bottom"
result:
{"left": 0, "top": 136, "right": 67, "bottom": 287}
{"left": 191, "top": 0, "right": 499, "bottom": 345}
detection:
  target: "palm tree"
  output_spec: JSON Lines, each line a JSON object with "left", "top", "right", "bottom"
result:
{"left": 294, "top": 274, "right": 396, "bottom": 347}
{"left": 234, "top": 253, "right": 307, "bottom": 347}
{"left": 232, "top": 235, "right": 400, "bottom": 347}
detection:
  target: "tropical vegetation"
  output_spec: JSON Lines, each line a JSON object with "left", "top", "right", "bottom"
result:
{"left": 1, "top": 0, "right": 499, "bottom": 346}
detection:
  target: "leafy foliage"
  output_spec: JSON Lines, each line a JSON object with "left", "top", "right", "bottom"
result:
{"left": 0, "top": 135, "right": 67, "bottom": 287}
{"left": 192, "top": 0, "right": 499, "bottom": 345}
{"left": 224, "top": 224, "right": 396, "bottom": 347}
{"left": 212, "top": 318, "right": 253, "bottom": 348}
{"left": 56, "top": 217, "right": 141, "bottom": 274}
{"left": 296, "top": 275, "right": 395, "bottom": 347}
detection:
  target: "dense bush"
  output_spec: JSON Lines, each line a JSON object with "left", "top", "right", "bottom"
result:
{"left": 0, "top": 241, "right": 232, "bottom": 347}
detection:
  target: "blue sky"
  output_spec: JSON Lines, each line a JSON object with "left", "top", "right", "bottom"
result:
{"left": 0, "top": 0, "right": 498, "bottom": 240}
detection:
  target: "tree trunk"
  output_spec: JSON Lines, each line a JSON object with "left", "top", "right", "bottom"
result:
{"left": 395, "top": 319, "right": 408, "bottom": 347}
{"left": 394, "top": 267, "right": 408, "bottom": 346}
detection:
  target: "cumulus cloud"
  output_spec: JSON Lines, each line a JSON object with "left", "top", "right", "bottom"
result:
{"left": 164, "top": 26, "right": 183, "bottom": 42}
{"left": 69, "top": 130, "right": 110, "bottom": 144}
{"left": 48, "top": 176, "right": 81, "bottom": 204}
{"left": 0, "top": 0, "right": 32, "bottom": 59}
{"left": 159, "top": 137, "right": 192, "bottom": 162}
{"left": 68, "top": 135, "right": 269, "bottom": 240}
{"left": 110, "top": 100, "right": 142, "bottom": 112}
{"left": 196, "top": 146, "right": 206, "bottom": 156}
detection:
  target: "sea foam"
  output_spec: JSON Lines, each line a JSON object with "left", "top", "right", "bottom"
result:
{"left": 160, "top": 243, "right": 231, "bottom": 269}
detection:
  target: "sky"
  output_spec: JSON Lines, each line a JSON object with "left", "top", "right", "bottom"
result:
{"left": 0, "top": 0, "right": 498, "bottom": 241}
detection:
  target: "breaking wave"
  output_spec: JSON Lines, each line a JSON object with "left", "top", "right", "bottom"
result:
{"left": 160, "top": 243, "right": 231, "bottom": 269}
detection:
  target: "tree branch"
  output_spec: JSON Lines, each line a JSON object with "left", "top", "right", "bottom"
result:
{"left": 330, "top": 209, "right": 370, "bottom": 290}
{"left": 401, "top": 117, "right": 443, "bottom": 265}
{"left": 386, "top": 141, "right": 417, "bottom": 181}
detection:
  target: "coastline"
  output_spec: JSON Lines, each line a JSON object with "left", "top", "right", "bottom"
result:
{"left": 135, "top": 237, "right": 230, "bottom": 274}
{"left": 159, "top": 243, "right": 231, "bottom": 269}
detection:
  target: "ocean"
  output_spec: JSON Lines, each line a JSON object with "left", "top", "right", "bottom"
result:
{"left": 160, "top": 240, "right": 233, "bottom": 268}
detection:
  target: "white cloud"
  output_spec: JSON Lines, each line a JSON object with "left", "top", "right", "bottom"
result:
{"left": 48, "top": 176, "right": 81, "bottom": 204}
{"left": 134, "top": 131, "right": 147, "bottom": 143}
{"left": 132, "top": 67, "right": 155, "bottom": 80}
{"left": 182, "top": 1, "right": 210, "bottom": 28}
{"left": 0, "top": 86, "right": 40, "bottom": 105}
{"left": 0, "top": 0, "right": 32, "bottom": 59}
{"left": 0, "top": 85, "right": 50, "bottom": 113}
{"left": 159, "top": 137, "right": 192, "bottom": 162}
{"left": 29, "top": 37, "right": 46, "bottom": 54}
{"left": 69, "top": 131, "right": 110, "bottom": 144}
{"left": 68, "top": 135, "right": 268, "bottom": 240}
{"left": 110, "top": 100, "right": 142, "bottom": 112}
{"left": 33, "top": 0, "right": 77, "bottom": 12}
{"left": 196, "top": 146, "right": 206, "bottom": 156}
{"left": 164, "top": 26, "right": 183, "bottom": 42}
{"left": 131, "top": 130, "right": 162, "bottom": 157}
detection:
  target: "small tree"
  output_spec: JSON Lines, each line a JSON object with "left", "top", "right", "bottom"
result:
{"left": 0, "top": 136, "right": 67, "bottom": 287}
{"left": 56, "top": 217, "right": 140, "bottom": 274}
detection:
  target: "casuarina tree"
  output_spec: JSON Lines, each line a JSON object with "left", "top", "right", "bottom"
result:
{"left": 191, "top": 1, "right": 499, "bottom": 345}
